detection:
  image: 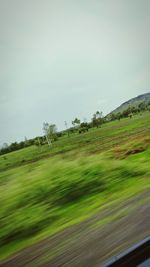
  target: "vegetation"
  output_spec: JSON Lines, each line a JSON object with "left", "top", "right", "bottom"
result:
{"left": 43, "top": 122, "right": 58, "bottom": 146}
{"left": 1, "top": 98, "right": 150, "bottom": 155}
{"left": 108, "top": 100, "right": 150, "bottom": 121}
{"left": 0, "top": 111, "right": 150, "bottom": 259}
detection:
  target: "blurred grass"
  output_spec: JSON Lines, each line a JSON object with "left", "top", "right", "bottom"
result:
{"left": 0, "top": 112, "right": 150, "bottom": 259}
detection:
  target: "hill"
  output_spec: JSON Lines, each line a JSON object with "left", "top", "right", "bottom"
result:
{"left": 109, "top": 92, "right": 150, "bottom": 115}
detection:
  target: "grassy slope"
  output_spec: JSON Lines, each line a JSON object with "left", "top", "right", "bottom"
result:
{"left": 0, "top": 112, "right": 150, "bottom": 259}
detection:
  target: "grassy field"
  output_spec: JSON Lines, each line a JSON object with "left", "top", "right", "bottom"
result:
{"left": 0, "top": 112, "right": 150, "bottom": 260}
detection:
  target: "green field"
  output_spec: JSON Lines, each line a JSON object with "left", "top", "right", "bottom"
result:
{"left": 0, "top": 112, "right": 150, "bottom": 260}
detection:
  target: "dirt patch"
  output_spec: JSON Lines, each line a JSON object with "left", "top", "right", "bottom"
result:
{"left": 0, "top": 190, "right": 149, "bottom": 267}
{"left": 125, "top": 147, "right": 146, "bottom": 156}
{"left": 113, "top": 146, "right": 146, "bottom": 159}
{"left": 111, "top": 130, "right": 150, "bottom": 159}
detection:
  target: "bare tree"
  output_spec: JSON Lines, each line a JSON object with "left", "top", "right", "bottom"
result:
{"left": 43, "top": 123, "right": 57, "bottom": 146}
{"left": 43, "top": 122, "right": 52, "bottom": 146}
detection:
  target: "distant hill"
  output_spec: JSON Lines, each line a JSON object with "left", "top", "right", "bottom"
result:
{"left": 108, "top": 93, "right": 150, "bottom": 115}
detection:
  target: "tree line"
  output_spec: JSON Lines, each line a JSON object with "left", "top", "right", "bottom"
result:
{"left": 1, "top": 101, "right": 150, "bottom": 155}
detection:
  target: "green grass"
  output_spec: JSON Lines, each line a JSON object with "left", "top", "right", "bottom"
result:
{"left": 0, "top": 112, "right": 150, "bottom": 260}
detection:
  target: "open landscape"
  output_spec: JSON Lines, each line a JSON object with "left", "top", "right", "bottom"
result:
{"left": 0, "top": 110, "right": 150, "bottom": 266}
{"left": 1, "top": 1, "right": 150, "bottom": 266}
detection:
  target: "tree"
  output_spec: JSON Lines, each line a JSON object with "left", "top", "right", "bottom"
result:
{"left": 92, "top": 111, "right": 103, "bottom": 127}
{"left": 79, "top": 122, "right": 89, "bottom": 133}
{"left": 9, "top": 142, "right": 18, "bottom": 151}
{"left": 43, "top": 123, "right": 57, "bottom": 146}
{"left": 49, "top": 124, "right": 58, "bottom": 141}
{"left": 72, "top": 118, "right": 80, "bottom": 128}
{"left": 138, "top": 102, "right": 146, "bottom": 111}
{"left": 24, "top": 136, "right": 29, "bottom": 147}
{"left": 110, "top": 113, "right": 116, "bottom": 121}
{"left": 147, "top": 105, "right": 150, "bottom": 112}
{"left": 96, "top": 111, "right": 103, "bottom": 119}
{"left": 43, "top": 122, "right": 51, "bottom": 146}
{"left": 34, "top": 137, "right": 41, "bottom": 147}
{"left": 116, "top": 112, "right": 121, "bottom": 121}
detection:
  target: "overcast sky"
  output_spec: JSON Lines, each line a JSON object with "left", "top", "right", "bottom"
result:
{"left": 0, "top": 0, "right": 150, "bottom": 145}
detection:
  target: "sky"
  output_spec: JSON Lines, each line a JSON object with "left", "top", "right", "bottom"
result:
{"left": 0, "top": 0, "right": 150, "bottom": 145}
